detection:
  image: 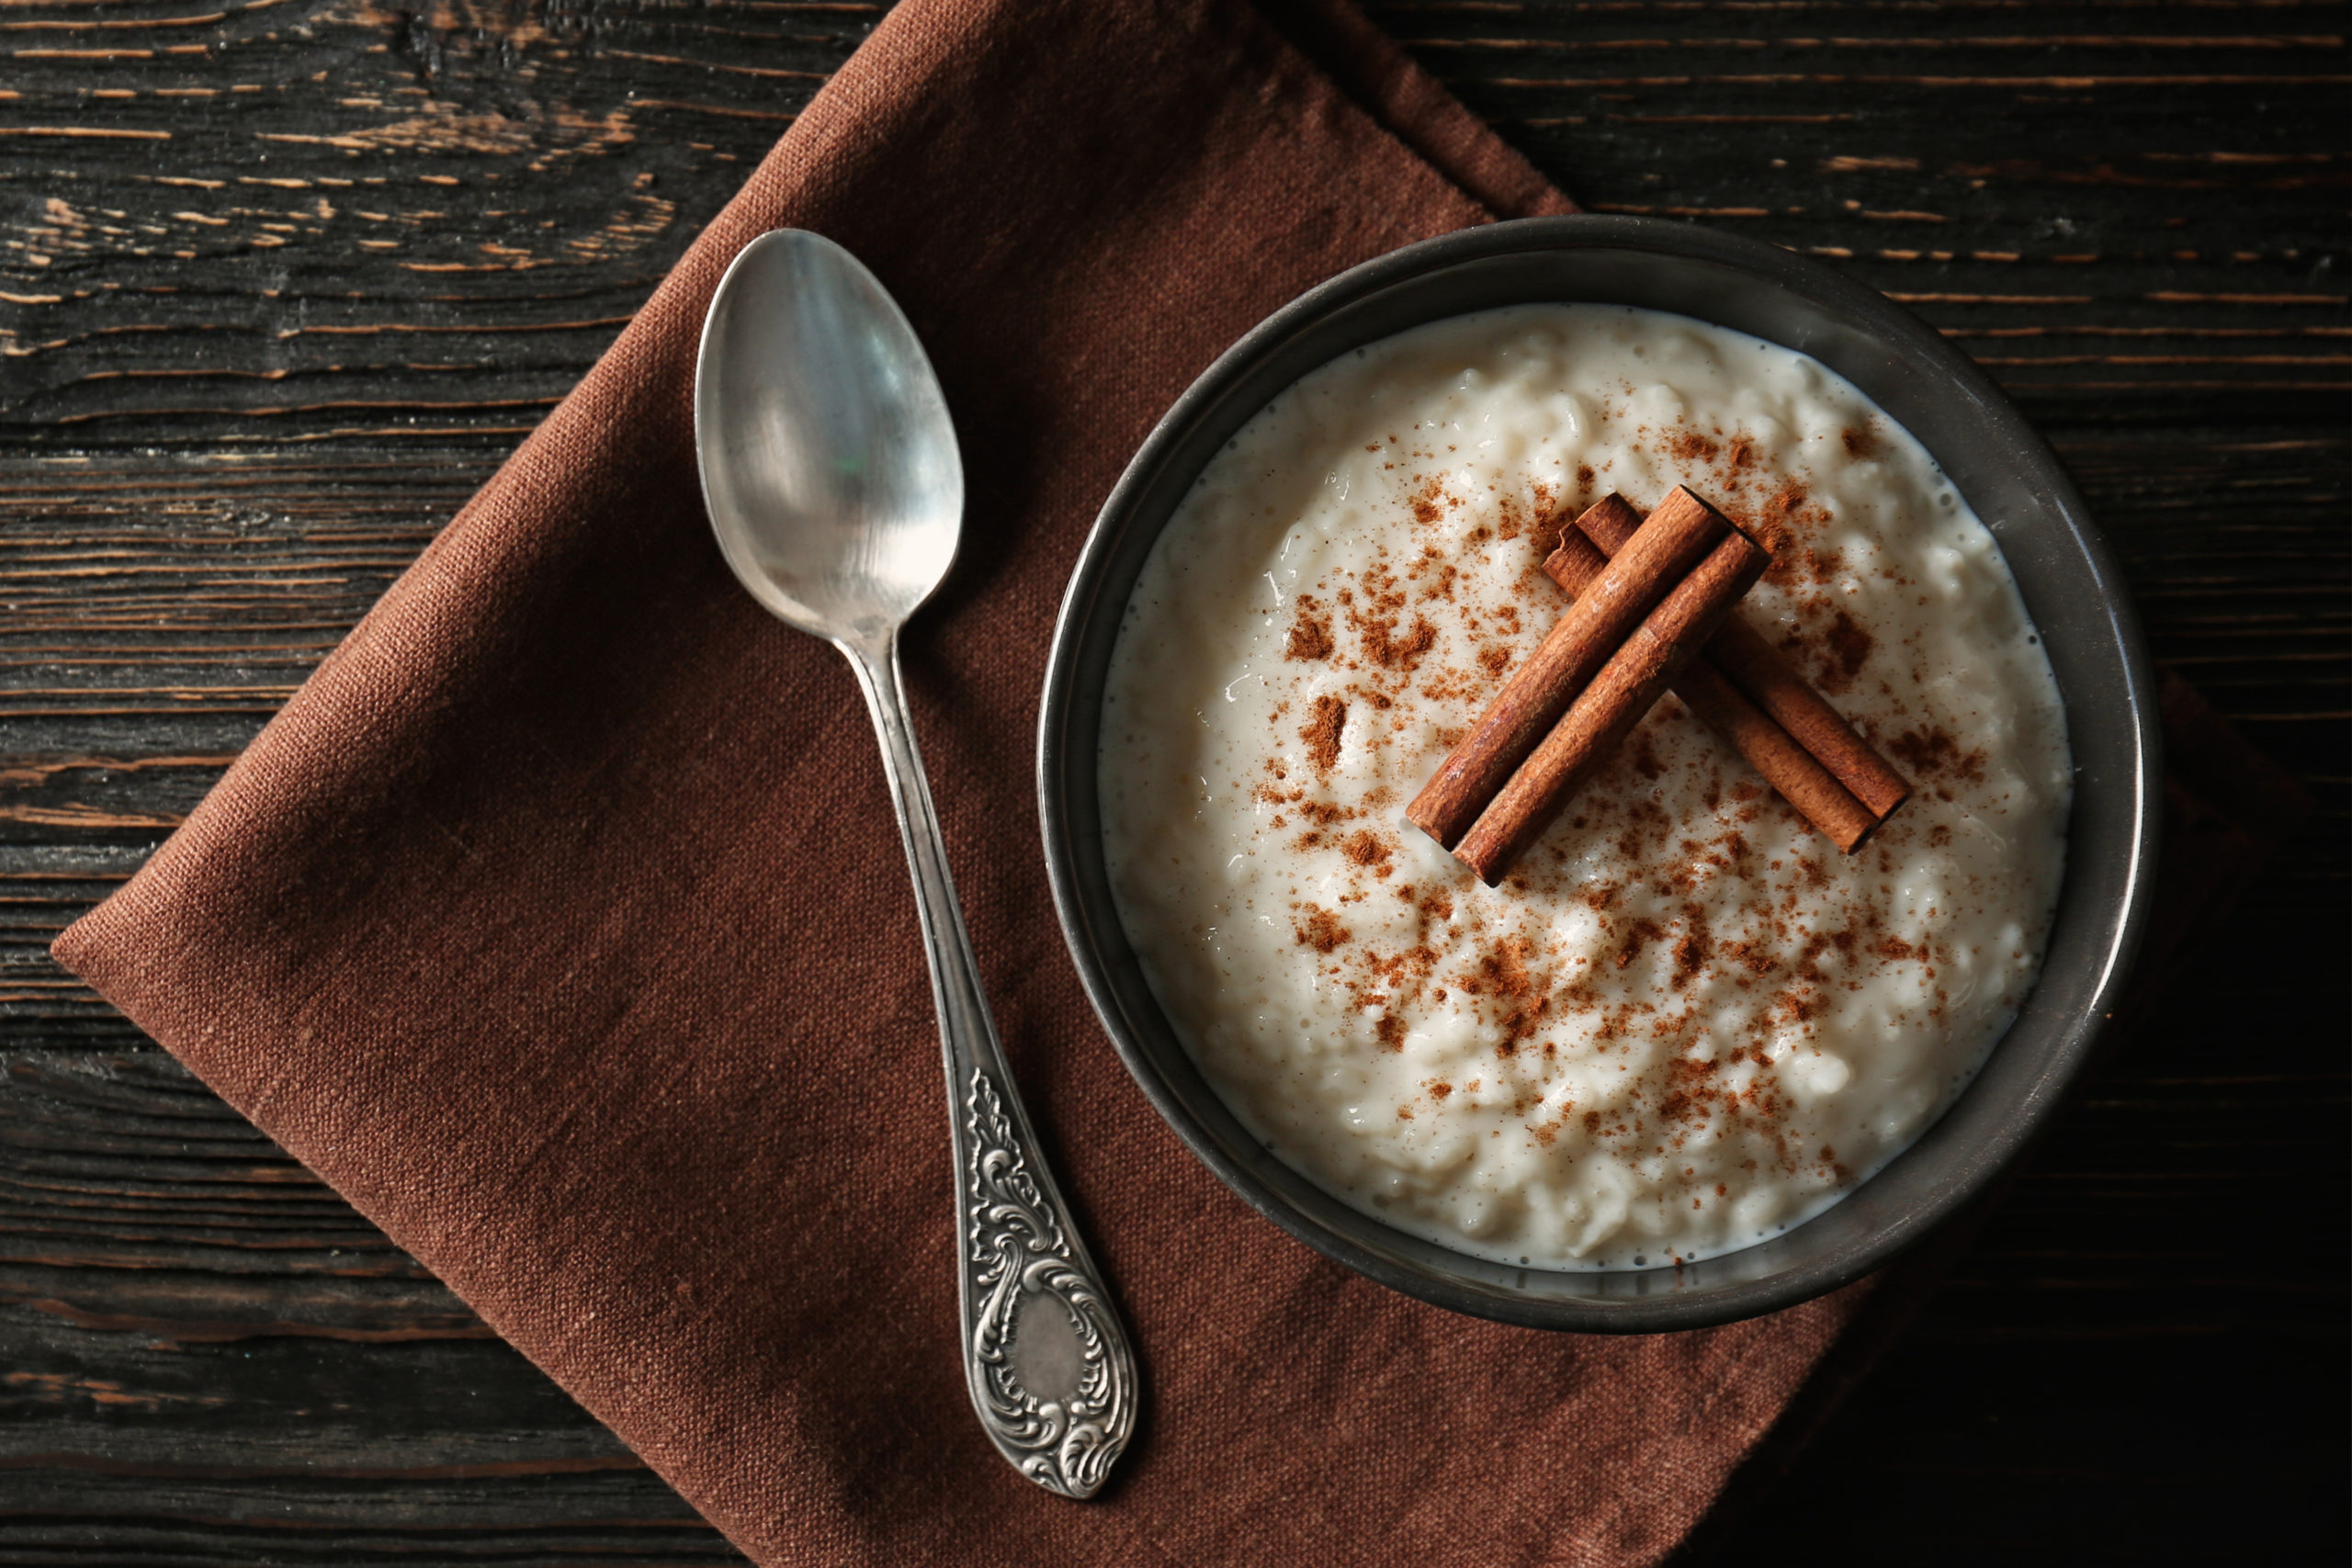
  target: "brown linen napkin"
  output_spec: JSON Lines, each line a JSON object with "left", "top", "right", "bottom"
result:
{"left": 45, "top": 1, "right": 2305, "bottom": 1564}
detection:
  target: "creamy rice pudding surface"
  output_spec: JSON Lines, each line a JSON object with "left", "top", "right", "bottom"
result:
{"left": 1099, "top": 304, "right": 2071, "bottom": 1269}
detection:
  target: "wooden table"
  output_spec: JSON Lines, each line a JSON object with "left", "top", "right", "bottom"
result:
{"left": 2, "top": 2, "right": 2344, "bottom": 1561}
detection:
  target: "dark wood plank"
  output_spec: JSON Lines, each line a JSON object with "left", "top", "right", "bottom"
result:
{"left": 0, "top": 0, "right": 2344, "bottom": 1561}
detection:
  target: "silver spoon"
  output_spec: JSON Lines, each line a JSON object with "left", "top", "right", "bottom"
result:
{"left": 694, "top": 229, "right": 1137, "bottom": 1500}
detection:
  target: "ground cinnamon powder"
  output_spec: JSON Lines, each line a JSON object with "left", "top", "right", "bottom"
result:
{"left": 1302, "top": 694, "right": 1348, "bottom": 773}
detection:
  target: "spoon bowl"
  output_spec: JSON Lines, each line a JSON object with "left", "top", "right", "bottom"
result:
{"left": 695, "top": 230, "right": 963, "bottom": 643}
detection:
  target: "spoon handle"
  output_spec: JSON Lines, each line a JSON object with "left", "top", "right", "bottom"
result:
{"left": 840, "top": 631, "right": 1139, "bottom": 1501}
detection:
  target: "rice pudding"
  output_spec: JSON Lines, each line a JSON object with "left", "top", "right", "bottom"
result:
{"left": 1099, "top": 303, "right": 2071, "bottom": 1269}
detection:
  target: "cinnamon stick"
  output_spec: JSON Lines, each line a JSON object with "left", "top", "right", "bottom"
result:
{"left": 1455, "top": 512, "right": 1770, "bottom": 885}
{"left": 1546, "top": 496, "right": 1883, "bottom": 852}
{"left": 1405, "top": 487, "right": 1729, "bottom": 850}
{"left": 1708, "top": 618, "right": 1912, "bottom": 819}
{"left": 1551, "top": 493, "right": 1912, "bottom": 835}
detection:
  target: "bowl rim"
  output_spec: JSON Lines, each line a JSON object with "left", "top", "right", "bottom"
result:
{"left": 1036, "top": 213, "right": 2162, "bottom": 1332}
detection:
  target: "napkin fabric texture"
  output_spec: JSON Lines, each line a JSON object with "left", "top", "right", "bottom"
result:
{"left": 51, "top": 1, "right": 2305, "bottom": 1564}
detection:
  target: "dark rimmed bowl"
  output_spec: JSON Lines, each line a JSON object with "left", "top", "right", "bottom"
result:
{"left": 1037, "top": 215, "right": 2161, "bottom": 1333}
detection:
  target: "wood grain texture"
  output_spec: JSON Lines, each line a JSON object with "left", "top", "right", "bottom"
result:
{"left": 0, "top": 0, "right": 2345, "bottom": 1561}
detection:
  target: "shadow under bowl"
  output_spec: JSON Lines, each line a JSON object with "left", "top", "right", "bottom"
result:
{"left": 1037, "top": 215, "right": 2162, "bottom": 1333}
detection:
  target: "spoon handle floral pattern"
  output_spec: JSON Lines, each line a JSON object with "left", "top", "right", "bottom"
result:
{"left": 842, "top": 629, "right": 1138, "bottom": 1501}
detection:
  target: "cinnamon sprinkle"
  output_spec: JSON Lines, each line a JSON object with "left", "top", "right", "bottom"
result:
{"left": 1285, "top": 594, "right": 1336, "bottom": 661}
{"left": 1301, "top": 695, "right": 1347, "bottom": 773}
{"left": 1819, "top": 609, "right": 1874, "bottom": 693}
{"left": 1295, "top": 906, "right": 1351, "bottom": 953}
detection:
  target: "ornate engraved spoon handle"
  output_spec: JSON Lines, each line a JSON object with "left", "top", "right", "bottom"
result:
{"left": 839, "top": 629, "right": 1138, "bottom": 1500}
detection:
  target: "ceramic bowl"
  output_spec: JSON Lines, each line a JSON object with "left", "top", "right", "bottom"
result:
{"left": 1036, "top": 215, "right": 2161, "bottom": 1332}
